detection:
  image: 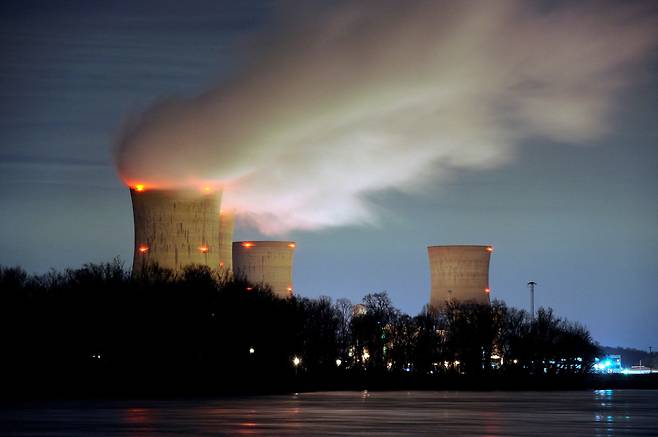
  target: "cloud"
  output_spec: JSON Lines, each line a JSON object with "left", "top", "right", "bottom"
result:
{"left": 114, "top": 0, "right": 657, "bottom": 234}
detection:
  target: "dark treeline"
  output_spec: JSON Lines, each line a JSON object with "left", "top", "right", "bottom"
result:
{"left": 1, "top": 260, "right": 602, "bottom": 396}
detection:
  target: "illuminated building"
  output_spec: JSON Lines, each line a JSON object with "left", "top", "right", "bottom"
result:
{"left": 130, "top": 187, "right": 222, "bottom": 274}
{"left": 232, "top": 241, "right": 296, "bottom": 298}
{"left": 427, "top": 245, "right": 492, "bottom": 308}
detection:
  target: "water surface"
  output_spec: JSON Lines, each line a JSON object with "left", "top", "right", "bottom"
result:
{"left": 2, "top": 390, "right": 657, "bottom": 436}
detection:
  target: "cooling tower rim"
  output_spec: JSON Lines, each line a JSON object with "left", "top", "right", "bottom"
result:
{"left": 233, "top": 240, "right": 296, "bottom": 246}
{"left": 427, "top": 244, "right": 492, "bottom": 250}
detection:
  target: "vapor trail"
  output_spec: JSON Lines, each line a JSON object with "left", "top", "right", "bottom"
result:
{"left": 115, "top": 0, "right": 657, "bottom": 234}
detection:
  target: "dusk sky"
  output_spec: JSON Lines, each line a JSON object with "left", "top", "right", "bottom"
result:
{"left": 1, "top": 0, "right": 656, "bottom": 349}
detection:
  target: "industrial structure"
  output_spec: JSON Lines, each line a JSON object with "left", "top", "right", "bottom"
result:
{"left": 130, "top": 187, "right": 222, "bottom": 274}
{"left": 427, "top": 245, "right": 492, "bottom": 308}
{"left": 232, "top": 241, "right": 296, "bottom": 298}
{"left": 218, "top": 210, "right": 235, "bottom": 273}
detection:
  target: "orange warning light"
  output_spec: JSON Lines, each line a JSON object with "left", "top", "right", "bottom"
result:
{"left": 242, "top": 242, "right": 254, "bottom": 248}
{"left": 134, "top": 184, "right": 145, "bottom": 192}
{"left": 288, "top": 243, "right": 296, "bottom": 248}
{"left": 486, "top": 246, "right": 494, "bottom": 252}
{"left": 199, "top": 246, "right": 209, "bottom": 253}
{"left": 138, "top": 245, "right": 149, "bottom": 254}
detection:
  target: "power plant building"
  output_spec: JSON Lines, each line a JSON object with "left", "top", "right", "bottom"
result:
{"left": 130, "top": 187, "right": 222, "bottom": 274}
{"left": 428, "top": 245, "right": 492, "bottom": 308}
{"left": 232, "top": 241, "right": 296, "bottom": 298}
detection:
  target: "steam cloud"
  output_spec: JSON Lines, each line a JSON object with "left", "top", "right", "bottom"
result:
{"left": 115, "top": 0, "right": 657, "bottom": 234}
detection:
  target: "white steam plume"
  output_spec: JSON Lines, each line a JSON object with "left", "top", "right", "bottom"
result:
{"left": 115, "top": 0, "right": 657, "bottom": 234}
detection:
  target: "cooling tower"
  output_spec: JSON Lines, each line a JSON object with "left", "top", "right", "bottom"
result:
{"left": 218, "top": 210, "right": 235, "bottom": 273}
{"left": 428, "top": 245, "right": 493, "bottom": 308}
{"left": 232, "top": 241, "right": 296, "bottom": 298}
{"left": 130, "top": 187, "right": 222, "bottom": 274}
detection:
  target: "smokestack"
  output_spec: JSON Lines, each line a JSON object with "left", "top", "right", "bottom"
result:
{"left": 130, "top": 187, "right": 222, "bottom": 274}
{"left": 232, "top": 241, "right": 296, "bottom": 298}
{"left": 218, "top": 210, "right": 235, "bottom": 273}
{"left": 428, "top": 245, "right": 492, "bottom": 308}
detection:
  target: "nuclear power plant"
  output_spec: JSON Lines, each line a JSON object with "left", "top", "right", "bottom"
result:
{"left": 428, "top": 245, "right": 493, "bottom": 308}
{"left": 128, "top": 187, "right": 493, "bottom": 308}
{"left": 232, "top": 241, "right": 296, "bottom": 298}
{"left": 130, "top": 187, "right": 222, "bottom": 274}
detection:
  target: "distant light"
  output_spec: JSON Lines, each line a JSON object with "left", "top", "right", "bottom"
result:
{"left": 134, "top": 184, "right": 145, "bottom": 192}
{"left": 219, "top": 261, "right": 225, "bottom": 268}
{"left": 485, "top": 288, "right": 490, "bottom": 293}
{"left": 199, "top": 246, "right": 209, "bottom": 253}
{"left": 249, "top": 347, "right": 255, "bottom": 354}
{"left": 288, "top": 243, "right": 296, "bottom": 248}
{"left": 138, "top": 245, "right": 149, "bottom": 254}
{"left": 292, "top": 356, "right": 301, "bottom": 367}
{"left": 287, "top": 287, "right": 293, "bottom": 292}
{"left": 203, "top": 186, "right": 211, "bottom": 193}
{"left": 336, "top": 359, "right": 342, "bottom": 367}
{"left": 242, "top": 242, "right": 254, "bottom": 248}
{"left": 362, "top": 349, "right": 370, "bottom": 361}
{"left": 246, "top": 287, "right": 253, "bottom": 291}
{"left": 513, "top": 359, "right": 519, "bottom": 364}
{"left": 486, "top": 246, "right": 494, "bottom": 252}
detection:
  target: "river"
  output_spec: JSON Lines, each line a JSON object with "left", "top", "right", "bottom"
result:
{"left": 2, "top": 390, "right": 657, "bottom": 435}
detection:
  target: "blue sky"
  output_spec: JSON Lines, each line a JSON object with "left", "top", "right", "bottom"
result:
{"left": 1, "top": 0, "right": 656, "bottom": 349}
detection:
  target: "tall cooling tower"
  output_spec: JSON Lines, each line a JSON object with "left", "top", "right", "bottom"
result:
{"left": 428, "top": 245, "right": 493, "bottom": 308}
{"left": 131, "top": 187, "right": 222, "bottom": 274}
{"left": 218, "top": 210, "right": 235, "bottom": 273}
{"left": 232, "top": 241, "right": 296, "bottom": 298}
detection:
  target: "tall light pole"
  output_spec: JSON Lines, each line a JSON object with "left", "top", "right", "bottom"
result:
{"left": 527, "top": 281, "right": 537, "bottom": 320}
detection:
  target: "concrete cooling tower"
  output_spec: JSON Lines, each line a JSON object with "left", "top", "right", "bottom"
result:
{"left": 130, "top": 187, "right": 222, "bottom": 274}
{"left": 218, "top": 210, "right": 235, "bottom": 273}
{"left": 428, "top": 245, "right": 493, "bottom": 308}
{"left": 232, "top": 241, "right": 296, "bottom": 298}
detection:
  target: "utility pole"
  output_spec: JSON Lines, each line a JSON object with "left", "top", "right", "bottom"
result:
{"left": 527, "top": 281, "right": 537, "bottom": 320}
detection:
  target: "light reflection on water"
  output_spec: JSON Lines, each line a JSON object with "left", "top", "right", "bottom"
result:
{"left": 2, "top": 390, "right": 658, "bottom": 436}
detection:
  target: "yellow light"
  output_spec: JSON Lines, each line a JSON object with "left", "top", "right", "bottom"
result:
{"left": 288, "top": 243, "right": 296, "bottom": 248}
{"left": 242, "top": 242, "right": 254, "bottom": 248}
{"left": 134, "top": 184, "right": 145, "bottom": 192}
{"left": 203, "top": 186, "right": 211, "bottom": 193}
{"left": 138, "top": 245, "right": 149, "bottom": 253}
